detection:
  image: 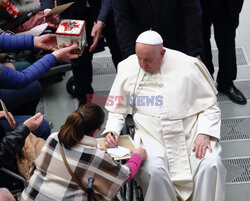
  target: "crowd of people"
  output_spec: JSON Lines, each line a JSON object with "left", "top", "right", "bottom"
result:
{"left": 0, "top": 0, "right": 246, "bottom": 200}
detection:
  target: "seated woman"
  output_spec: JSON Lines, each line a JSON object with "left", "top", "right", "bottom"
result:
{"left": 0, "top": 112, "right": 44, "bottom": 190}
{"left": 21, "top": 104, "right": 147, "bottom": 200}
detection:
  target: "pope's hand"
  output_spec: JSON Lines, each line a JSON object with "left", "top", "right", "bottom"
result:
{"left": 105, "top": 132, "right": 119, "bottom": 148}
{"left": 193, "top": 134, "right": 212, "bottom": 160}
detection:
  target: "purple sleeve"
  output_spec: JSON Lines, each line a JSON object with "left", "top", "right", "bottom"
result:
{"left": 124, "top": 153, "right": 142, "bottom": 183}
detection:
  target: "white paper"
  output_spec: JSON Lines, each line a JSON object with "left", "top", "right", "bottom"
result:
{"left": 107, "top": 146, "right": 130, "bottom": 158}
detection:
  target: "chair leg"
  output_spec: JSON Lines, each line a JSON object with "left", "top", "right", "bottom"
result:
{"left": 135, "top": 185, "right": 144, "bottom": 201}
{"left": 129, "top": 179, "right": 134, "bottom": 201}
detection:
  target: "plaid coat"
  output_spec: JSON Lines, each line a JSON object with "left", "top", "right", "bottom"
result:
{"left": 20, "top": 132, "right": 130, "bottom": 201}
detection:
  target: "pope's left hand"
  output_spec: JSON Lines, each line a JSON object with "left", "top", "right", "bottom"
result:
{"left": 34, "top": 34, "right": 58, "bottom": 51}
{"left": 193, "top": 134, "right": 212, "bottom": 160}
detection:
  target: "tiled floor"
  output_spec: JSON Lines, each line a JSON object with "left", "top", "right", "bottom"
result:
{"left": 39, "top": 2, "right": 250, "bottom": 200}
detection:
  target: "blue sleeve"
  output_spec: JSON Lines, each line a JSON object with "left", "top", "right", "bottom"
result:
{"left": 0, "top": 35, "right": 34, "bottom": 52}
{"left": 97, "top": 0, "right": 112, "bottom": 24}
{"left": 0, "top": 54, "right": 57, "bottom": 89}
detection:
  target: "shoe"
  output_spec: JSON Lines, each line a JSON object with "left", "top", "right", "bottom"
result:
{"left": 217, "top": 84, "right": 247, "bottom": 105}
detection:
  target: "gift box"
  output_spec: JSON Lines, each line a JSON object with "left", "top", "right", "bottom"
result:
{"left": 56, "top": 19, "right": 87, "bottom": 54}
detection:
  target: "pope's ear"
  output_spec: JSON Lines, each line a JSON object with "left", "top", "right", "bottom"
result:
{"left": 161, "top": 48, "right": 166, "bottom": 57}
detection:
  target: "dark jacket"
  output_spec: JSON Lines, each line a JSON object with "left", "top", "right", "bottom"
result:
{"left": 0, "top": 35, "right": 57, "bottom": 89}
{"left": 40, "top": 0, "right": 101, "bottom": 20}
{"left": 0, "top": 124, "right": 30, "bottom": 169}
{"left": 113, "top": 0, "right": 203, "bottom": 59}
{"left": 227, "top": 0, "right": 244, "bottom": 19}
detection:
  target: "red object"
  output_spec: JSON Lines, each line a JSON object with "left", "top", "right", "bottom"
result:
{"left": 0, "top": 0, "right": 20, "bottom": 19}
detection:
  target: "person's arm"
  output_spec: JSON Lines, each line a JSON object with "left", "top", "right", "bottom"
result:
{"left": 0, "top": 54, "right": 56, "bottom": 89}
{"left": 0, "top": 35, "right": 34, "bottom": 52}
{"left": 112, "top": 0, "right": 136, "bottom": 59}
{"left": 0, "top": 44, "right": 78, "bottom": 89}
{"left": 40, "top": 0, "right": 55, "bottom": 11}
{"left": 97, "top": 0, "right": 112, "bottom": 24}
{"left": 102, "top": 112, "right": 126, "bottom": 147}
{"left": 181, "top": 0, "right": 203, "bottom": 57}
{"left": 196, "top": 104, "right": 221, "bottom": 140}
{"left": 102, "top": 112, "right": 126, "bottom": 136}
{"left": 0, "top": 124, "right": 30, "bottom": 167}
{"left": 193, "top": 104, "right": 221, "bottom": 159}
{"left": 124, "top": 147, "right": 147, "bottom": 183}
{"left": 89, "top": 0, "right": 112, "bottom": 52}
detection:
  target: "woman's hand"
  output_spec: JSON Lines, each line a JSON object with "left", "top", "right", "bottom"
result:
{"left": 131, "top": 147, "right": 147, "bottom": 161}
{"left": 52, "top": 44, "right": 79, "bottom": 60}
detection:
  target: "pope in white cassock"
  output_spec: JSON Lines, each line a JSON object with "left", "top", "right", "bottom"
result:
{"left": 102, "top": 30, "right": 226, "bottom": 201}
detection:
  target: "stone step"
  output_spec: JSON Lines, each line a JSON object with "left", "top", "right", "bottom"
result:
{"left": 221, "top": 117, "right": 250, "bottom": 142}
{"left": 223, "top": 157, "right": 250, "bottom": 184}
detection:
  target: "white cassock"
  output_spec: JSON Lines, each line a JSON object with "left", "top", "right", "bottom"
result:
{"left": 102, "top": 48, "right": 227, "bottom": 201}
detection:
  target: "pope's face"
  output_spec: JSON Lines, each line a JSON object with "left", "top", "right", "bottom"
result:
{"left": 136, "top": 43, "right": 165, "bottom": 74}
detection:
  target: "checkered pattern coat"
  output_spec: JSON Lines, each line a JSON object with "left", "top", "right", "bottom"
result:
{"left": 20, "top": 132, "right": 130, "bottom": 201}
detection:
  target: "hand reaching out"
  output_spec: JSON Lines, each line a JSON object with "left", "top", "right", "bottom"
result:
{"left": 23, "top": 113, "right": 43, "bottom": 131}
{"left": 193, "top": 134, "right": 212, "bottom": 160}
{"left": 44, "top": 9, "right": 59, "bottom": 29}
{"left": 52, "top": 44, "right": 80, "bottom": 60}
{"left": 131, "top": 147, "right": 147, "bottom": 161}
{"left": 34, "top": 34, "right": 58, "bottom": 51}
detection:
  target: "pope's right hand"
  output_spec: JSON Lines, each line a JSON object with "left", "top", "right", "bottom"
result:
{"left": 105, "top": 132, "right": 119, "bottom": 148}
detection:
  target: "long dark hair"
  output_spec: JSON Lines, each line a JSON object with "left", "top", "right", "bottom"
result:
{"left": 58, "top": 104, "right": 105, "bottom": 148}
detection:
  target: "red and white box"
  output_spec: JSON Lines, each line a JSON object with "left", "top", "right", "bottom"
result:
{"left": 56, "top": 19, "right": 87, "bottom": 54}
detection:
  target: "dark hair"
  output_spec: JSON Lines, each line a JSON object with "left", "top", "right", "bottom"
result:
{"left": 58, "top": 103, "right": 105, "bottom": 148}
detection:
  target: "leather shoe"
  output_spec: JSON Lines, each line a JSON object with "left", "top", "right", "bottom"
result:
{"left": 218, "top": 84, "right": 247, "bottom": 105}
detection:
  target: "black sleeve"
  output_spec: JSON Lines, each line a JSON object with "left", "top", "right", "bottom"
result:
{"left": 40, "top": 0, "right": 55, "bottom": 10}
{"left": 112, "top": 0, "right": 135, "bottom": 59}
{"left": 181, "top": 0, "right": 203, "bottom": 57}
{"left": 97, "top": 0, "right": 112, "bottom": 23}
{"left": 0, "top": 124, "right": 30, "bottom": 167}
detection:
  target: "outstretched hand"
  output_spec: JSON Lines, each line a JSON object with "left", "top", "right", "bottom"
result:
{"left": 34, "top": 34, "right": 58, "bottom": 51}
{"left": 193, "top": 134, "right": 212, "bottom": 160}
{"left": 44, "top": 10, "right": 59, "bottom": 29}
{"left": 23, "top": 113, "right": 43, "bottom": 132}
{"left": 52, "top": 44, "right": 79, "bottom": 60}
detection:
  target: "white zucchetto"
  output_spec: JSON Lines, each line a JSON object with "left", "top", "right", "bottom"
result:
{"left": 136, "top": 30, "right": 163, "bottom": 45}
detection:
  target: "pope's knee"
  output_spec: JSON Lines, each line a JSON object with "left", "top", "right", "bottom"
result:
{"left": 199, "top": 154, "right": 225, "bottom": 175}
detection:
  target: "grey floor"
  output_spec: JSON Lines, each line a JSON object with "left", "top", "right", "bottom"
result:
{"left": 39, "top": 2, "right": 250, "bottom": 201}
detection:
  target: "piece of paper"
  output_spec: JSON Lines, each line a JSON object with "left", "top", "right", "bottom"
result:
{"left": 96, "top": 135, "right": 135, "bottom": 160}
{"left": 44, "top": 2, "right": 74, "bottom": 17}
{"left": 0, "top": 99, "right": 15, "bottom": 130}
{"left": 107, "top": 146, "right": 130, "bottom": 158}
{"left": 17, "top": 23, "right": 48, "bottom": 36}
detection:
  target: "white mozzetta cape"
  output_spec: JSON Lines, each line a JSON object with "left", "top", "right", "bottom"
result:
{"left": 106, "top": 48, "right": 217, "bottom": 119}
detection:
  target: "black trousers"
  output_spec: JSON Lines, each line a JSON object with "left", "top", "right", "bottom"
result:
{"left": 201, "top": 0, "right": 240, "bottom": 90}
